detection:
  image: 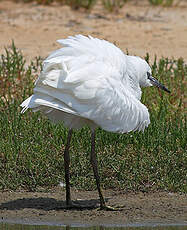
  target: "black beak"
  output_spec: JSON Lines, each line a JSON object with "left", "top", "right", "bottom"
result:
{"left": 147, "top": 73, "right": 171, "bottom": 93}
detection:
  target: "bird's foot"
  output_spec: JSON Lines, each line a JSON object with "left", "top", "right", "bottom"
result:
{"left": 65, "top": 202, "right": 83, "bottom": 209}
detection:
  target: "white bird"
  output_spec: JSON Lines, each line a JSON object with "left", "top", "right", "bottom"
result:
{"left": 21, "top": 35, "right": 170, "bottom": 210}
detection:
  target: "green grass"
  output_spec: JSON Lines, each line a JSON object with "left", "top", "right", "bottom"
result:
{"left": 12, "top": 0, "right": 97, "bottom": 9}
{"left": 148, "top": 0, "right": 177, "bottom": 6}
{"left": 11, "top": 0, "right": 179, "bottom": 10}
{"left": 0, "top": 43, "right": 186, "bottom": 193}
{"left": 102, "top": 0, "right": 128, "bottom": 12}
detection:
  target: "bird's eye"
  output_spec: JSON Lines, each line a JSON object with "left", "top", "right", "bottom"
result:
{"left": 147, "top": 72, "right": 151, "bottom": 79}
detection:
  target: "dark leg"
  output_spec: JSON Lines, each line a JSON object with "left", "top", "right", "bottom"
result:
{"left": 90, "top": 130, "right": 123, "bottom": 211}
{"left": 90, "top": 130, "right": 106, "bottom": 208}
{"left": 64, "top": 128, "right": 73, "bottom": 206}
{"left": 63, "top": 128, "right": 98, "bottom": 209}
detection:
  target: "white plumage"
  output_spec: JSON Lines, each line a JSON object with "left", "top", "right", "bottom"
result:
{"left": 21, "top": 35, "right": 170, "bottom": 210}
{"left": 21, "top": 35, "right": 152, "bottom": 133}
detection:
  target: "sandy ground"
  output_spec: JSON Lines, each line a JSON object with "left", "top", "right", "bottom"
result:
{"left": 0, "top": 0, "right": 187, "bottom": 226}
{"left": 0, "top": 188, "right": 187, "bottom": 226}
{"left": 0, "top": 0, "right": 187, "bottom": 62}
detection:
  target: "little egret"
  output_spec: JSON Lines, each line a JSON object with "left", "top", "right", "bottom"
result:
{"left": 21, "top": 35, "right": 170, "bottom": 210}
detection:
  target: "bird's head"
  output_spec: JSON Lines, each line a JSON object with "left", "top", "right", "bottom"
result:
{"left": 127, "top": 56, "right": 171, "bottom": 93}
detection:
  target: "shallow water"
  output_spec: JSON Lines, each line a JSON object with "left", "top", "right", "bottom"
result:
{"left": 1, "top": 223, "right": 187, "bottom": 230}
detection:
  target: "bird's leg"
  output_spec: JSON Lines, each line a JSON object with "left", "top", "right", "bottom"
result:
{"left": 64, "top": 128, "right": 73, "bottom": 207}
{"left": 90, "top": 130, "right": 106, "bottom": 209}
{"left": 90, "top": 130, "right": 123, "bottom": 211}
{"left": 63, "top": 129, "right": 97, "bottom": 210}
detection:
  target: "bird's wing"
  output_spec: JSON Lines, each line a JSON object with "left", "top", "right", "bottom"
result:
{"left": 21, "top": 35, "right": 150, "bottom": 133}
{"left": 55, "top": 35, "right": 126, "bottom": 74}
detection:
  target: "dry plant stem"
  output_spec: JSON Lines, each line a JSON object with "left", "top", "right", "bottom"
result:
{"left": 64, "top": 128, "right": 73, "bottom": 206}
{"left": 90, "top": 130, "right": 106, "bottom": 208}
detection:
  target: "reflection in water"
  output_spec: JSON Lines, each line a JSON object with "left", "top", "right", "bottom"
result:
{"left": 0, "top": 223, "right": 187, "bottom": 230}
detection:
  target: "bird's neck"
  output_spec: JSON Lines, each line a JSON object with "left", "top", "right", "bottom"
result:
{"left": 130, "top": 83, "right": 142, "bottom": 100}
{"left": 126, "top": 74, "right": 142, "bottom": 100}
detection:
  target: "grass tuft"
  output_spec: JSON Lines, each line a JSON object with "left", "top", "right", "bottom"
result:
{"left": 10, "top": 0, "right": 179, "bottom": 10}
{"left": 148, "top": 0, "right": 175, "bottom": 6}
{"left": 13, "top": 0, "right": 97, "bottom": 9}
{"left": 102, "top": 0, "right": 128, "bottom": 12}
{"left": 0, "top": 43, "right": 186, "bottom": 193}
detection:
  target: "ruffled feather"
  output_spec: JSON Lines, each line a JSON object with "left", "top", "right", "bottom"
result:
{"left": 21, "top": 35, "right": 150, "bottom": 133}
